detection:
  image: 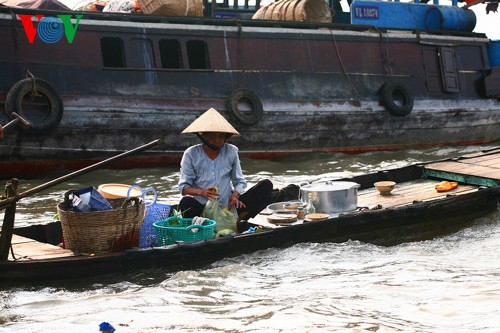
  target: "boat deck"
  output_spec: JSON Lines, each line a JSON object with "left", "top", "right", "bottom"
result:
{"left": 7, "top": 148, "right": 500, "bottom": 261}
{"left": 9, "top": 235, "right": 74, "bottom": 261}
{"left": 251, "top": 148, "right": 500, "bottom": 228}
{"left": 357, "top": 179, "right": 477, "bottom": 209}
{"left": 424, "top": 147, "right": 500, "bottom": 187}
{"left": 251, "top": 178, "right": 479, "bottom": 228}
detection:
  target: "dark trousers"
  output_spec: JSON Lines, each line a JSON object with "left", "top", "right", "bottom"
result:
{"left": 179, "top": 179, "right": 274, "bottom": 220}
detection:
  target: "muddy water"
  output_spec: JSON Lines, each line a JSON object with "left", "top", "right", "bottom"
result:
{"left": 1, "top": 145, "right": 499, "bottom": 332}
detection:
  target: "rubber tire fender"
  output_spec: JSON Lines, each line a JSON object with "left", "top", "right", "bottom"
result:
{"left": 5, "top": 78, "right": 64, "bottom": 135}
{"left": 380, "top": 82, "right": 413, "bottom": 117}
{"left": 228, "top": 89, "right": 263, "bottom": 126}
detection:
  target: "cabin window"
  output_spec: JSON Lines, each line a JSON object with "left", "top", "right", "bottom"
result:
{"left": 186, "top": 40, "right": 210, "bottom": 69}
{"left": 159, "top": 39, "right": 182, "bottom": 69}
{"left": 100, "top": 37, "right": 126, "bottom": 68}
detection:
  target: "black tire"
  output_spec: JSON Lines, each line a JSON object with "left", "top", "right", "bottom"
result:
{"left": 228, "top": 89, "right": 263, "bottom": 125}
{"left": 380, "top": 82, "right": 413, "bottom": 116}
{"left": 5, "top": 78, "right": 64, "bottom": 135}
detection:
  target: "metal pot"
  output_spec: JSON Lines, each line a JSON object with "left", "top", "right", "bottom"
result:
{"left": 300, "top": 181, "right": 360, "bottom": 214}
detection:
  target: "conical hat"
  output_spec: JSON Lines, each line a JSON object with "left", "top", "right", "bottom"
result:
{"left": 182, "top": 108, "right": 239, "bottom": 136}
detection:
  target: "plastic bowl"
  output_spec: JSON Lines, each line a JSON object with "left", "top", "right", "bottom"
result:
{"left": 97, "top": 183, "right": 142, "bottom": 199}
{"left": 374, "top": 181, "right": 396, "bottom": 195}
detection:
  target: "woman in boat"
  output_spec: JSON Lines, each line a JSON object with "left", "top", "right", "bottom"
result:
{"left": 178, "top": 108, "right": 298, "bottom": 232}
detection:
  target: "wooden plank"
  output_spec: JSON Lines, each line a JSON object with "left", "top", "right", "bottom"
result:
{"left": 460, "top": 154, "right": 500, "bottom": 167}
{"left": 450, "top": 156, "right": 500, "bottom": 170}
{"left": 358, "top": 180, "right": 477, "bottom": 209}
{"left": 425, "top": 161, "right": 500, "bottom": 180}
{"left": 9, "top": 235, "right": 74, "bottom": 261}
{"left": 424, "top": 150, "right": 500, "bottom": 186}
{"left": 460, "top": 148, "right": 500, "bottom": 159}
{"left": 425, "top": 150, "right": 500, "bottom": 178}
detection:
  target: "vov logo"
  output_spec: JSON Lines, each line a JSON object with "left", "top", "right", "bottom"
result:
{"left": 19, "top": 14, "right": 83, "bottom": 44}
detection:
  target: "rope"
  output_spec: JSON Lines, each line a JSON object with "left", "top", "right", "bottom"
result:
{"left": 25, "top": 69, "right": 41, "bottom": 97}
{"left": 9, "top": 244, "right": 28, "bottom": 261}
{"left": 8, "top": 8, "right": 18, "bottom": 50}
{"left": 329, "top": 29, "right": 363, "bottom": 99}
{"left": 376, "top": 27, "right": 393, "bottom": 76}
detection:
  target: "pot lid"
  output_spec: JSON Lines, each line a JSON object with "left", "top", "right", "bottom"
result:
{"left": 301, "top": 181, "right": 360, "bottom": 191}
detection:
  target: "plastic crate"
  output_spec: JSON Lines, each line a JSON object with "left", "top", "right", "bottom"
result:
{"left": 153, "top": 217, "right": 216, "bottom": 246}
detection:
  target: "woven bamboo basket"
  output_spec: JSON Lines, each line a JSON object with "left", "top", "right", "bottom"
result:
{"left": 138, "top": 0, "right": 203, "bottom": 16}
{"left": 57, "top": 196, "right": 146, "bottom": 254}
{"left": 252, "top": 0, "right": 332, "bottom": 23}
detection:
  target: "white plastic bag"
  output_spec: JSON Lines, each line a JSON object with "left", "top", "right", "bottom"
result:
{"left": 202, "top": 199, "right": 237, "bottom": 231}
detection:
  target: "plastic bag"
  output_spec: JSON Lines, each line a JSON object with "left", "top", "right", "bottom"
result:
{"left": 103, "top": 0, "right": 139, "bottom": 12}
{"left": 202, "top": 199, "right": 237, "bottom": 231}
{"left": 70, "top": 186, "right": 112, "bottom": 212}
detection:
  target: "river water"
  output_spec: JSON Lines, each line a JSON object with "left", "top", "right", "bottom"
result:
{"left": 1, "top": 145, "right": 500, "bottom": 333}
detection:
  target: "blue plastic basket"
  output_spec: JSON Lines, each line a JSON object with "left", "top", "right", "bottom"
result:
{"left": 153, "top": 217, "right": 216, "bottom": 246}
{"left": 127, "top": 186, "right": 171, "bottom": 248}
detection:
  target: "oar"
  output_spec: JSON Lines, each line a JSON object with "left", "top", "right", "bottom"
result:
{"left": 0, "top": 139, "right": 163, "bottom": 209}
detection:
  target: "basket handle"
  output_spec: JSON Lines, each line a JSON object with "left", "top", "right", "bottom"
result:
{"left": 186, "top": 220, "right": 214, "bottom": 230}
{"left": 186, "top": 224, "right": 209, "bottom": 230}
{"left": 63, "top": 189, "right": 79, "bottom": 206}
{"left": 141, "top": 187, "right": 158, "bottom": 207}
{"left": 127, "top": 185, "right": 143, "bottom": 198}
{"left": 121, "top": 196, "right": 141, "bottom": 209}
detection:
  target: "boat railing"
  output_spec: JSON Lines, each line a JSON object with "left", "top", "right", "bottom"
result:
{"left": 204, "top": 0, "right": 261, "bottom": 18}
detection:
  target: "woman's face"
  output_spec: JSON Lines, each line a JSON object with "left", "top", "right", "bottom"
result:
{"left": 203, "top": 132, "right": 227, "bottom": 147}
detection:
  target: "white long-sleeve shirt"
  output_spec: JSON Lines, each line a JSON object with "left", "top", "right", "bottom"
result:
{"left": 178, "top": 143, "right": 247, "bottom": 206}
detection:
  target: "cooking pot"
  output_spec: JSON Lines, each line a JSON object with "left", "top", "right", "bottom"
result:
{"left": 300, "top": 181, "right": 360, "bottom": 214}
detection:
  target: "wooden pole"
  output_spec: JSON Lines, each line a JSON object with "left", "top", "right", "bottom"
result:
{"left": 0, "top": 139, "right": 162, "bottom": 210}
{"left": 0, "top": 179, "right": 18, "bottom": 261}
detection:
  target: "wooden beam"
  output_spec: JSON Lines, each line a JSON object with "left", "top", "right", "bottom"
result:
{"left": 0, "top": 180, "right": 18, "bottom": 261}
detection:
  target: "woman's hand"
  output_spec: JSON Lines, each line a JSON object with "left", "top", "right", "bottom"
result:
{"left": 228, "top": 191, "right": 246, "bottom": 209}
{"left": 200, "top": 186, "right": 220, "bottom": 200}
{"left": 183, "top": 186, "right": 220, "bottom": 200}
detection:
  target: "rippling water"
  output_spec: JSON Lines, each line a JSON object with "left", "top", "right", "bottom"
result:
{"left": 1, "top": 145, "right": 500, "bottom": 332}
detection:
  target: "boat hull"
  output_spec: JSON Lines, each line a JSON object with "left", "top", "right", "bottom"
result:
{"left": 2, "top": 185, "right": 499, "bottom": 284}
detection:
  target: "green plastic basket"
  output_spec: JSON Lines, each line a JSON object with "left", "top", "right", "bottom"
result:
{"left": 153, "top": 217, "right": 216, "bottom": 245}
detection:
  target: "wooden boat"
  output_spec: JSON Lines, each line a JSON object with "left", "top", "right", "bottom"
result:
{"left": 1, "top": 0, "right": 500, "bottom": 178}
{"left": 1, "top": 146, "right": 499, "bottom": 284}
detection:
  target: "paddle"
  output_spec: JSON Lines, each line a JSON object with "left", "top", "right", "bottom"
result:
{"left": 0, "top": 139, "right": 163, "bottom": 208}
